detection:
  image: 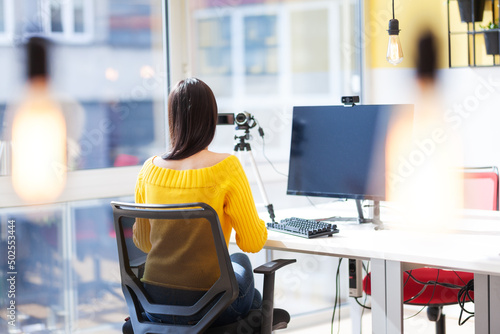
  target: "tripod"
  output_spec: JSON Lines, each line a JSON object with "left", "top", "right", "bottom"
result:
{"left": 234, "top": 128, "right": 276, "bottom": 223}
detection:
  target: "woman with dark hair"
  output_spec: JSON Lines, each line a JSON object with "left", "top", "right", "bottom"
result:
{"left": 133, "top": 77, "right": 268, "bottom": 325}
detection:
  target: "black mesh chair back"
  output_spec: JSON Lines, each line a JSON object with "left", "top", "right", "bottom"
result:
{"left": 112, "top": 201, "right": 238, "bottom": 334}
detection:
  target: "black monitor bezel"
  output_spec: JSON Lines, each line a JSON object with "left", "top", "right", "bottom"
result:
{"left": 286, "top": 104, "right": 413, "bottom": 202}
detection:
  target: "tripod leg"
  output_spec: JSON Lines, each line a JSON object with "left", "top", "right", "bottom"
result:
{"left": 236, "top": 151, "right": 243, "bottom": 163}
{"left": 242, "top": 150, "right": 276, "bottom": 222}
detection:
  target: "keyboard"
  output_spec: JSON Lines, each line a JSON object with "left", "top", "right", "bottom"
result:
{"left": 267, "top": 217, "right": 339, "bottom": 239}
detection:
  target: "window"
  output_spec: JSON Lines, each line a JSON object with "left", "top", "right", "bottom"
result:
{"left": 0, "top": 0, "right": 13, "bottom": 44}
{"left": 195, "top": 16, "right": 232, "bottom": 96}
{"left": 244, "top": 15, "right": 278, "bottom": 95}
{"left": 74, "top": 0, "right": 85, "bottom": 33}
{"left": 187, "top": 0, "right": 362, "bottom": 161}
{"left": 0, "top": 1, "right": 5, "bottom": 32}
{"left": 197, "top": 17, "right": 232, "bottom": 76}
{"left": 108, "top": 0, "right": 155, "bottom": 47}
{"left": 244, "top": 15, "right": 278, "bottom": 76}
{"left": 0, "top": 15, "right": 166, "bottom": 334}
{"left": 49, "top": 0, "right": 63, "bottom": 32}
{"left": 42, "top": 0, "right": 94, "bottom": 43}
{"left": 290, "top": 8, "right": 330, "bottom": 94}
{"left": 0, "top": 0, "right": 166, "bottom": 177}
{"left": 0, "top": 197, "right": 131, "bottom": 333}
{"left": 0, "top": 1, "right": 366, "bottom": 332}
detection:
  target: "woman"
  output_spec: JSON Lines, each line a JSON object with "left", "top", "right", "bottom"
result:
{"left": 133, "top": 77, "right": 268, "bottom": 325}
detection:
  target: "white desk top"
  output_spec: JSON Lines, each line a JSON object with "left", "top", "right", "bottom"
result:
{"left": 258, "top": 203, "right": 500, "bottom": 276}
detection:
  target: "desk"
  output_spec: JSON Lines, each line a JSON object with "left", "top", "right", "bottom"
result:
{"left": 260, "top": 204, "right": 500, "bottom": 334}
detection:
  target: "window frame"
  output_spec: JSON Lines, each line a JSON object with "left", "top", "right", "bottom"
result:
{"left": 41, "top": 0, "right": 95, "bottom": 44}
{"left": 0, "top": 166, "right": 141, "bottom": 208}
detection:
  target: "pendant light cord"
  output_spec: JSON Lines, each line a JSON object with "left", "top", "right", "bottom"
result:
{"left": 392, "top": 0, "right": 395, "bottom": 19}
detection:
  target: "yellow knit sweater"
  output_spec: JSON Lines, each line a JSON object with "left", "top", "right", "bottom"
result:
{"left": 133, "top": 155, "right": 268, "bottom": 290}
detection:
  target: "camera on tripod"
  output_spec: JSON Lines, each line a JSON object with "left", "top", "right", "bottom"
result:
{"left": 230, "top": 111, "right": 275, "bottom": 223}
{"left": 235, "top": 112, "right": 257, "bottom": 130}
{"left": 217, "top": 112, "right": 256, "bottom": 130}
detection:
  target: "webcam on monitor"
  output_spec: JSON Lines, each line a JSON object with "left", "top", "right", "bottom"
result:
{"left": 341, "top": 96, "right": 360, "bottom": 107}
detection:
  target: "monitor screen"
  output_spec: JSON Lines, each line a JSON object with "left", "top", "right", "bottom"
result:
{"left": 287, "top": 104, "right": 413, "bottom": 201}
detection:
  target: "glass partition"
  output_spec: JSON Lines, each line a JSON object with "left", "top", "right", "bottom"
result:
{"left": 0, "top": 0, "right": 166, "bottom": 174}
{"left": 0, "top": 196, "right": 131, "bottom": 333}
{"left": 0, "top": 1, "right": 365, "bottom": 332}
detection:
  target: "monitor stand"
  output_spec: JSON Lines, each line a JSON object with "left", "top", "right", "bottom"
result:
{"left": 323, "top": 200, "right": 384, "bottom": 229}
{"left": 356, "top": 200, "right": 383, "bottom": 229}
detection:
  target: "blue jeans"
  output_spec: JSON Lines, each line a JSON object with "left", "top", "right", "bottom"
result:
{"left": 144, "top": 253, "right": 261, "bottom": 326}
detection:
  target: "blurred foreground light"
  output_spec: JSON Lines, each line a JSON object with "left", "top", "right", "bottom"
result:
{"left": 105, "top": 67, "right": 119, "bottom": 81}
{"left": 385, "top": 99, "right": 463, "bottom": 232}
{"left": 11, "top": 37, "right": 67, "bottom": 203}
{"left": 140, "top": 65, "right": 155, "bottom": 79}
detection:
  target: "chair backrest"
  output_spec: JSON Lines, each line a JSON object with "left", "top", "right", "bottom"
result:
{"left": 461, "top": 166, "right": 499, "bottom": 211}
{"left": 111, "top": 201, "right": 238, "bottom": 334}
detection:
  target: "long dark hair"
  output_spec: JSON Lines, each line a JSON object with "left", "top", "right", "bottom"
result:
{"left": 162, "top": 78, "right": 218, "bottom": 160}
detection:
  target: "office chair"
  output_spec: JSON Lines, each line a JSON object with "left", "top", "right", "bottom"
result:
{"left": 363, "top": 166, "right": 499, "bottom": 334}
{"left": 111, "top": 201, "right": 295, "bottom": 334}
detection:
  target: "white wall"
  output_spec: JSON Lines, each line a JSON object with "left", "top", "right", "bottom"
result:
{"left": 367, "top": 67, "right": 500, "bottom": 169}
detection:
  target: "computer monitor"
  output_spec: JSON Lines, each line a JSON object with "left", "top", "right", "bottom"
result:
{"left": 287, "top": 104, "right": 413, "bottom": 223}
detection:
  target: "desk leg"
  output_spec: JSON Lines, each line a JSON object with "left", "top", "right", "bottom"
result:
{"left": 371, "top": 259, "right": 403, "bottom": 334}
{"left": 475, "top": 274, "right": 489, "bottom": 334}
{"left": 349, "top": 296, "right": 363, "bottom": 334}
{"left": 492, "top": 275, "right": 500, "bottom": 332}
{"left": 475, "top": 274, "right": 500, "bottom": 334}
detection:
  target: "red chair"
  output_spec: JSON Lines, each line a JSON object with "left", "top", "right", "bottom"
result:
{"left": 462, "top": 166, "right": 499, "bottom": 211}
{"left": 363, "top": 166, "right": 499, "bottom": 334}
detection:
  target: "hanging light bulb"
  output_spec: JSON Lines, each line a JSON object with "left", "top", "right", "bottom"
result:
{"left": 11, "top": 37, "right": 67, "bottom": 203}
{"left": 386, "top": 0, "right": 403, "bottom": 65}
{"left": 387, "top": 19, "right": 403, "bottom": 65}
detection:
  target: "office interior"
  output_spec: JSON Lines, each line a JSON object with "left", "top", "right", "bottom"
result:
{"left": 0, "top": 0, "right": 499, "bottom": 333}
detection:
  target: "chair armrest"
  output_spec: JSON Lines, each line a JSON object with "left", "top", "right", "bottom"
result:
{"left": 254, "top": 259, "right": 296, "bottom": 275}
{"left": 254, "top": 259, "right": 296, "bottom": 334}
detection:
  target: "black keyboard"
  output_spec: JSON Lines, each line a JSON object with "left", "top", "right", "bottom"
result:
{"left": 267, "top": 217, "right": 339, "bottom": 239}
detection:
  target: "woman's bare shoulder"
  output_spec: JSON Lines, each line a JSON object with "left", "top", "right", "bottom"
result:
{"left": 153, "top": 151, "right": 232, "bottom": 170}
{"left": 205, "top": 151, "right": 232, "bottom": 166}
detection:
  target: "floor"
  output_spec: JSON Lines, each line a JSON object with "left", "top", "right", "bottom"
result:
{"left": 52, "top": 299, "right": 475, "bottom": 334}
{"left": 62, "top": 306, "right": 475, "bottom": 334}
{"left": 281, "top": 303, "right": 475, "bottom": 334}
